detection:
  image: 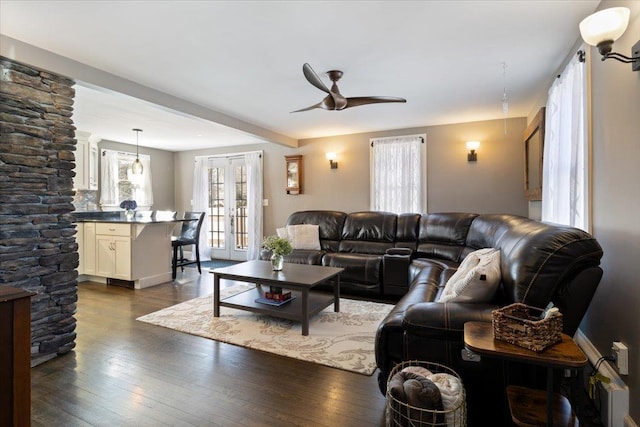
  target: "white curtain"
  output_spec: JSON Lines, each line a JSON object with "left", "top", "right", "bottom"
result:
{"left": 541, "top": 53, "right": 587, "bottom": 231}
{"left": 370, "top": 135, "right": 424, "bottom": 213}
{"left": 245, "top": 152, "right": 263, "bottom": 260}
{"left": 193, "top": 157, "right": 211, "bottom": 260}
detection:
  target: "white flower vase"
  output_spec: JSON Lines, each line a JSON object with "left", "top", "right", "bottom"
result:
{"left": 271, "top": 253, "right": 284, "bottom": 271}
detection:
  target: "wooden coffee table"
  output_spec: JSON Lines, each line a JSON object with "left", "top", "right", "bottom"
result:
{"left": 211, "top": 260, "right": 343, "bottom": 336}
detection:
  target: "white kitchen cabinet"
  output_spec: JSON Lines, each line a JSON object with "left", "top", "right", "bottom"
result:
{"left": 83, "top": 222, "right": 96, "bottom": 275}
{"left": 73, "top": 131, "right": 89, "bottom": 190}
{"left": 88, "top": 141, "right": 98, "bottom": 190}
{"left": 76, "top": 222, "right": 84, "bottom": 274}
{"left": 95, "top": 223, "right": 132, "bottom": 280}
{"left": 73, "top": 131, "right": 98, "bottom": 191}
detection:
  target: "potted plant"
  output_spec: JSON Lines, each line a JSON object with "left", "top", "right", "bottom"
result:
{"left": 120, "top": 199, "right": 138, "bottom": 219}
{"left": 262, "top": 235, "right": 292, "bottom": 271}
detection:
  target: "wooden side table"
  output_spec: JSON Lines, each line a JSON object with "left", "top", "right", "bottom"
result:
{"left": 0, "top": 286, "right": 35, "bottom": 427}
{"left": 463, "top": 321, "right": 587, "bottom": 427}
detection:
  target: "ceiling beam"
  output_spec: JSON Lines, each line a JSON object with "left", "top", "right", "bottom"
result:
{"left": 0, "top": 35, "right": 299, "bottom": 148}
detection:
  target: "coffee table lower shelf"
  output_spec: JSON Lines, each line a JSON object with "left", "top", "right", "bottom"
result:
{"left": 219, "top": 287, "right": 335, "bottom": 335}
{"left": 220, "top": 287, "right": 333, "bottom": 320}
{"left": 507, "top": 386, "right": 579, "bottom": 427}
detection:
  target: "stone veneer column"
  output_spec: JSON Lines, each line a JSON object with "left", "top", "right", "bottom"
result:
{"left": 0, "top": 56, "right": 78, "bottom": 366}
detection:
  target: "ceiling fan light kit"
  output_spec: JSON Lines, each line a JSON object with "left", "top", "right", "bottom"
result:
{"left": 292, "top": 63, "right": 406, "bottom": 112}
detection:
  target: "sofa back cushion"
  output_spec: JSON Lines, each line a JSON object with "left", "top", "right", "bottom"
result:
{"left": 395, "top": 213, "right": 421, "bottom": 250}
{"left": 465, "top": 214, "right": 603, "bottom": 308}
{"left": 286, "top": 210, "right": 347, "bottom": 252}
{"left": 339, "top": 211, "right": 397, "bottom": 255}
{"left": 416, "top": 213, "right": 478, "bottom": 261}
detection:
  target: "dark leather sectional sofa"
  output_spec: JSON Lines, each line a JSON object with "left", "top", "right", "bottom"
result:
{"left": 270, "top": 210, "right": 603, "bottom": 424}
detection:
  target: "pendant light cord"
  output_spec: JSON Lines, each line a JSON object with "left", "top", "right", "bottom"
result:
{"left": 501, "top": 62, "right": 508, "bottom": 135}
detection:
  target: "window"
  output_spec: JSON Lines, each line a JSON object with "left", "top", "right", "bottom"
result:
{"left": 541, "top": 51, "right": 589, "bottom": 231}
{"left": 370, "top": 134, "right": 426, "bottom": 214}
{"left": 99, "top": 149, "right": 153, "bottom": 209}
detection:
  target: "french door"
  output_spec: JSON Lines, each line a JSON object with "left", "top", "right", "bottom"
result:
{"left": 208, "top": 158, "right": 248, "bottom": 261}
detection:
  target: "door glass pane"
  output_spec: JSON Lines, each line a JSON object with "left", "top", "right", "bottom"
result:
{"left": 208, "top": 167, "right": 225, "bottom": 249}
{"left": 235, "top": 165, "right": 248, "bottom": 250}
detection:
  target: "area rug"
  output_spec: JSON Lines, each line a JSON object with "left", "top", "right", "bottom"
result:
{"left": 184, "top": 259, "right": 240, "bottom": 269}
{"left": 136, "top": 283, "right": 393, "bottom": 375}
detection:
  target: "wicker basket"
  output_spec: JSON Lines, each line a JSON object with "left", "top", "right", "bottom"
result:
{"left": 492, "top": 303, "right": 563, "bottom": 352}
{"left": 386, "top": 360, "right": 466, "bottom": 427}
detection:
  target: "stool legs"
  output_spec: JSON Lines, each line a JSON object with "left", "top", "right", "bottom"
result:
{"left": 172, "top": 244, "right": 179, "bottom": 280}
{"left": 195, "top": 244, "right": 201, "bottom": 274}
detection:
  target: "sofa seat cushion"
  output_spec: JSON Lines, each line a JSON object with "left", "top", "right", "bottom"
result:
{"left": 285, "top": 249, "right": 325, "bottom": 265}
{"left": 322, "top": 253, "right": 382, "bottom": 285}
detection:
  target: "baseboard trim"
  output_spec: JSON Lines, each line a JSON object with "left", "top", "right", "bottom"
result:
{"left": 574, "top": 329, "right": 630, "bottom": 427}
{"left": 136, "top": 272, "right": 172, "bottom": 289}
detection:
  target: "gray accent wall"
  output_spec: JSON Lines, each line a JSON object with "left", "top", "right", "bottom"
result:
{"left": 584, "top": 1, "right": 639, "bottom": 422}
{"left": 174, "top": 117, "right": 528, "bottom": 238}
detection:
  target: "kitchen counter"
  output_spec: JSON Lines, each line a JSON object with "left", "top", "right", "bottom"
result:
{"left": 72, "top": 211, "right": 193, "bottom": 224}
{"left": 74, "top": 212, "right": 197, "bottom": 289}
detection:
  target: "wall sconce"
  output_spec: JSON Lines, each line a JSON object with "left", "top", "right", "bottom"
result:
{"left": 326, "top": 152, "right": 338, "bottom": 169}
{"left": 466, "top": 141, "right": 480, "bottom": 162}
{"left": 579, "top": 7, "right": 639, "bottom": 71}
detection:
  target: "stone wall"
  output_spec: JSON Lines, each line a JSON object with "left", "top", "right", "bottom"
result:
{"left": 0, "top": 56, "right": 78, "bottom": 366}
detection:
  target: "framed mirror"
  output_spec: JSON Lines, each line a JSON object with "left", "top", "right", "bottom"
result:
{"left": 523, "top": 107, "right": 545, "bottom": 201}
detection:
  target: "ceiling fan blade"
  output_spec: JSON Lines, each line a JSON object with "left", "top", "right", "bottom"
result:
{"left": 343, "top": 96, "right": 407, "bottom": 109}
{"left": 302, "top": 63, "right": 330, "bottom": 94}
{"left": 291, "top": 95, "right": 336, "bottom": 113}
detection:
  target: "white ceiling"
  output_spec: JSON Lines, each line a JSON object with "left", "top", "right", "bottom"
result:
{"left": 0, "top": 0, "right": 600, "bottom": 151}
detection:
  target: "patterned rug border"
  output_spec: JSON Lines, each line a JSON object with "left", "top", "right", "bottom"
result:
{"left": 136, "top": 284, "right": 393, "bottom": 375}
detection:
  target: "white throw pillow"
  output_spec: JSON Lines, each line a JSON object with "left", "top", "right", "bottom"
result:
{"left": 285, "top": 224, "right": 321, "bottom": 250}
{"left": 276, "top": 227, "right": 288, "bottom": 239}
{"left": 439, "top": 248, "right": 501, "bottom": 303}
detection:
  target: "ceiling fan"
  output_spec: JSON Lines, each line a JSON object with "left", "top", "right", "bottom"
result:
{"left": 292, "top": 63, "right": 407, "bottom": 113}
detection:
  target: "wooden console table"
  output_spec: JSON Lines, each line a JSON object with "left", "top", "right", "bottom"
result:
{"left": 464, "top": 321, "right": 587, "bottom": 426}
{"left": 0, "top": 286, "right": 35, "bottom": 427}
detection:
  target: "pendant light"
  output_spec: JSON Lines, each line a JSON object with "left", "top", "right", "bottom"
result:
{"left": 132, "top": 128, "right": 144, "bottom": 175}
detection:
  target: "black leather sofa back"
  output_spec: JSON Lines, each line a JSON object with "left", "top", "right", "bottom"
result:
{"left": 286, "top": 210, "right": 346, "bottom": 252}
{"left": 394, "top": 213, "right": 421, "bottom": 250}
{"left": 339, "top": 211, "right": 397, "bottom": 255}
{"left": 416, "top": 212, "right": 477, "bottom": 262}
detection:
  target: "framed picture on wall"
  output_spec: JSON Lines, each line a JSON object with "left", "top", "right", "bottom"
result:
{"left": 524, "top": 107, "right": 545, "bottom": 201}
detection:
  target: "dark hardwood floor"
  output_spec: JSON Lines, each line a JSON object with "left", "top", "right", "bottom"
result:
{"left": 31, "top": 269, "right": 388, "bottom": 427}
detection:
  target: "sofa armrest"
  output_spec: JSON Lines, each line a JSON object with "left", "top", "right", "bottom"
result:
{"left": 403, "top": 302, "right": 497, "bottom": 337}
{"left": 402, "top": 301, "right": 498, "bottom": 365}
{"left": 383, "top": 249, "right": 412, "bottom": 295}
{"left": 385, "top": 247, "right": 413, "bottom": 256}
